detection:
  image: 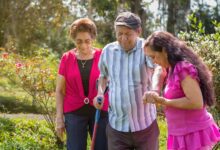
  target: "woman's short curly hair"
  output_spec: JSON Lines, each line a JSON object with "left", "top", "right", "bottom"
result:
{"left": 69, "top": 18, "right": 97, "bottom": 40}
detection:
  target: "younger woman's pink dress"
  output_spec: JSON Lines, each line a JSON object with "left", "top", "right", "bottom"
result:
{"left": 163, "top": 61, "right": 220, "bottom": 150}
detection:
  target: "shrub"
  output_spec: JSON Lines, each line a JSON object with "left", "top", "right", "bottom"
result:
{"left": 0, "top": 117, "right": 64, "bottom": 150}
{"left": 0, "top": 48, "right": 64, "bottom": 147}
{"left": 179, "top": 21, "right": 220, "bottom": 125}
{"left": 0, "top": 117, "right": 167, "bottom": 149}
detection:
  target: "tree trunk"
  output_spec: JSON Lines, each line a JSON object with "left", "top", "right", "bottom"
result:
{"left": 0, "top": 0, "right": 10, "bottom": 47}
{"left": 130, "top": 0, "right": 148, "bottom": 37}
{"left": 88, "top": 0, "right": 92, "bottom": 19}
{"left": 166, "top": 0, "right": 190, "bottom": 34}
{"left": 166, "top": 0, "right": 176, "bottom": 34}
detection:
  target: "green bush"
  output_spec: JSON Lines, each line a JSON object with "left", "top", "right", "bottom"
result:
{"left": 0, "top": 48, "right": 62, "bottom": 147}
{"left": 179, "top": 21, "right": 220, "bottom": 125}
{"left": 0, "top": 117, "right": 64, "bottom": 150}
{"left": 0, "top": 117, "right": 167, "bottom": 150}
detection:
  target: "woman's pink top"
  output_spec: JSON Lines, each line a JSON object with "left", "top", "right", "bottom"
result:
{"left": 58, "top": 48, "right": 109, "bottom": 113}
{"left": 163, "top": 61, "right": 215, "bottom": 135}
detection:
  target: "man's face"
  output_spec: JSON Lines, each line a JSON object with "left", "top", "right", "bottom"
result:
{"left": 115, "top": 26, "right": 140, "bottom": 52}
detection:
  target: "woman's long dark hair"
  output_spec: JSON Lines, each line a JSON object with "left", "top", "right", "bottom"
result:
{"left": 144, "top": 31, "right": 215, "bottom": 106}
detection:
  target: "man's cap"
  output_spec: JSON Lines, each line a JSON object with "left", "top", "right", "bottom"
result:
{"left": 115, "top": 12, "right": 141, "bottom": 29}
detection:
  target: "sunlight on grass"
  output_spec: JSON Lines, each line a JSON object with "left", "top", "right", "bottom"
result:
{"left": 158, "top": 117, "right": 167, "bottom": 150}
{"left": 0, "top": 77, "right": 37, "bottom": 113}
{"left": 0, "top": 77, "right": 31, "bottom": 101}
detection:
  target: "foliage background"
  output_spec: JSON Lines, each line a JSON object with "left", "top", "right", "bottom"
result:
{"left": 0, "top": 0, "right": 219, "bottom": 149}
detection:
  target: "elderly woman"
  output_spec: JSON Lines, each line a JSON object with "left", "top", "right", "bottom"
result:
{"left": 55, "top": 18, "right": 108, "bottom": 150}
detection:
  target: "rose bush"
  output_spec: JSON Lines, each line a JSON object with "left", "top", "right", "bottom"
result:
{"left": 0, "top": 48, "right": 64, "bottom": 147}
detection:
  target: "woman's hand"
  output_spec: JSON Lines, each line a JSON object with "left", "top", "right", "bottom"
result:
{"left": 143, "top": 91, "right": 166, "bottom": 105}
{"left": 55, "top": 117, "right": 65, "bottom": 141}
{"left": 143, "top": 91, "right": 158, "bottom": 104}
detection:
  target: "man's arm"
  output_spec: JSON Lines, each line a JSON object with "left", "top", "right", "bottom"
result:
{"left": 144, "top": 54, "right": 166, "bottom": 94}
{"left": 97, "top": 76, "right": 108, "bottom": 95}
{"left": 94, "top": 46, "right": 109, "bottom": 109}
{"left": 143, "top": 66, "right": 166, "bottom": 103}
{"left": 151, "top": 66, "right": 167, "bottom": 94}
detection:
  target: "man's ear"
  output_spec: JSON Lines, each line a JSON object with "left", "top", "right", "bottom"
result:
{"left": 136, "top": 27, "right": 142, "bottom": 35}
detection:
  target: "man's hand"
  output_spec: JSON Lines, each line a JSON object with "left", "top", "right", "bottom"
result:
{"left": 143, "top": 91, "right": 166, "bottom": 105}
{"left": 93, "top": 95, "right": 104, "bottom": 109}
{"left": 143, "top": 91, "right": 158, "bottom": 104}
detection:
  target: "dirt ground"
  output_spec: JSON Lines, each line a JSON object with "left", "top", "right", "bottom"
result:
{"left": 0, "top": 113, "right": 44, "bottom": 120}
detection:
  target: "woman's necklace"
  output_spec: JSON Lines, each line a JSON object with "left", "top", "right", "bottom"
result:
{"left": 76, "top": 48, "right": 94, "bottom": 68}
{"left": 81, "top": 60, "right": 87, "bottom": 68}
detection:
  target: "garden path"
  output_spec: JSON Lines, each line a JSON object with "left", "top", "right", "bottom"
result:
{"left": 0, "top": 113, "right": 44, "bottom": 120}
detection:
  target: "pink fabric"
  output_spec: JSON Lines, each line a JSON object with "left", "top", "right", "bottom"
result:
{"left": 167, "top": 124, "right": 220, "bottom": 150}
{"left": 58, "top": 48, "right": 109, "bottom": 113}
{"left": 163, "top": 61, "right": 220, "bottom": 149}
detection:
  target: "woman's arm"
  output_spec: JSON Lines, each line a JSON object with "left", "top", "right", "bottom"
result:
{"left": 56, "top": 75, "right": 65, "bottom": 119}
{"left": 55, "top": 75, "right": 66, "bottom": 139}
{"left": 160, "top": 75, "right": 203, "bottom": 109}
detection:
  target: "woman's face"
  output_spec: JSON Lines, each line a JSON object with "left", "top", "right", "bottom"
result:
{"left": 74, "top": 32, "right": 93, "bottom": 54}
{"left": 144, "top": 46, "right": 170, "bottom": 68}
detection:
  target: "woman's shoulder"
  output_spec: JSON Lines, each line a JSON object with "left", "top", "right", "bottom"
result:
{"left": 63, "top": 48, "right": 76, "bottom": 57}
{"left": 60, "top": 49, "right": 76, "bottom": 61}
{"left": 174, "top": 61, "right": 196, "bottom": 73}
{"left": 173, "top": 61, "right": 198, "bottom": 81}
{"left": 64, "top": 49, "right": 76, "bottom": 56}
{"left": 93, "top": 48, "right": 103, "bottom": 57}
{"left": 176, "top": 60, "right": 193, "bottom": 67}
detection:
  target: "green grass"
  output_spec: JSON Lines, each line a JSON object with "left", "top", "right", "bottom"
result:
{"left": 158, "top": 117, "right": 167, "bottom": 150}
{"left": 0, "top": 117, "right": 167, "bottom": 150}
{"left": 0, "top": 77, "right": 40, "bottom": 114}
{"left": 0, "top": 117, "right": 63, "bottom": 150}
{"left": 0, "top": 95, "right": 40, "bottom": 114}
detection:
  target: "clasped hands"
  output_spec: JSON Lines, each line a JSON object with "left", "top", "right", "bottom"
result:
{"left": 143, "top": 91, "right": 166, "bottom": 105}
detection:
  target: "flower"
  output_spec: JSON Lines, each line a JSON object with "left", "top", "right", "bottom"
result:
{"left": 2, "top": 52, "right": 9, "bottom": 59}
{"left": 16, "top": 62, "right": 23, "bottom": 69}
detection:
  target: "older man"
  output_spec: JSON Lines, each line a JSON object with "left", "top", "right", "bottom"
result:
{"left": 94, "top": 12, "right": 164, "bottom": 150}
